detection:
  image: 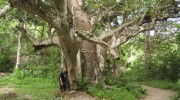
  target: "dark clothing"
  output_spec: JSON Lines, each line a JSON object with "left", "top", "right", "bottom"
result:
{"left": 60, "top": 81, "right": 70, "bottom": 91}
{"left": 60, "top": 71, "right": 69, "bottom": 82}
{"left": 59, "top": 71, "right": 70, "bottom": 91}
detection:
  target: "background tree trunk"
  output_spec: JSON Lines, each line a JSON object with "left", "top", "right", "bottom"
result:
{"left": 96, "top": 45, "right": 107, "bottom": 82}
{"left": 112, "top": 58, "right": 120, "bottom": 78}
{"left": 144, "top": 31, "right": 152, "bottom": 75}
{"left": 15, "top": 32, "right": 21, "bottom": 70}
{"left": 112, "top": 48, "right": 121, "bottom": 78}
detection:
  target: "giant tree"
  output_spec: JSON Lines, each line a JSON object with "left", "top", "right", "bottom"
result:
{"left": 0, "top": 0, "right": 179, "bottom": 89}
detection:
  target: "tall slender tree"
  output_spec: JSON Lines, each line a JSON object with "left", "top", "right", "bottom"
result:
{"left": 144, "top": 31, "right": 152, "bottom": 74}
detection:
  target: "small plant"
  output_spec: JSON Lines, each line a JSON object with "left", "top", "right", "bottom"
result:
{"left": 142, "top": 80, "right": 180, "bottom": 91}
{"left": 85, "top": 84, "right": 142, "bottom": 100}
{"left": 125, "top": 83, "right": 146, "bottom": 97}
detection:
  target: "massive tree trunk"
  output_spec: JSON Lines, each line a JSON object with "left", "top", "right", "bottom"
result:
{"left": 57, "top": 29, "right": 81, "bottom": 89}
{"left": 81, "top": 41, "right": 98, "bottom": 83}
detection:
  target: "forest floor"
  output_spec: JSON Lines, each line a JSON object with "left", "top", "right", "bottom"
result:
{"left": 0, "top": 86, "right": 32, "bottom": 100}
{"left": 0, "top": 74, "right": 176, "bottom": 100}
{"left": 0, "top": 87, "right": 98, "bottom": 100}
{"left": 0, "top": 86, "right": 176, "bottom": 100}
{"left": 141, "top": 85, "right": 176, "bottom": 100}
{"left": 65, "top": 91, "right": 98, "bottom": 100}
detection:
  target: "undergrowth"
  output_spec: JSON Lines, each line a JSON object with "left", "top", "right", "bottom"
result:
{"left": 0, "top": 74, "right": 59, "bottom": 100}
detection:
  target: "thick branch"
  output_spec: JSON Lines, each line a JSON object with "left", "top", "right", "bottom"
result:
{"left": 16, "top": 26, "right": 60, "bottom": 51}
{"left": 0, "top": 4, "right": 12, "bottom": 18}
{"left": 99, "top": 1, "right": 179, "bottom": 41}
{"left": 90, "top": 1, "right": 124, "bottom": 26}
{"left": 99, "top": 19, "right": 137, "bottom": 40}
{"left": 119, "top": 19, "right": 156, "bottom": 46}
{"left": 67, "top": 0, "right": 91, "bottom": 31}
{"left": 9, "top": 0, "right": 50, "bottom": 22}
{"left": 75, "top": 31, "right": 119, "bottom": 59}
{"left": 54, "top": 0, "right": 68, "bottom": 27}
{"left": 9, "top": 0, "right": 62, "bottom": 31}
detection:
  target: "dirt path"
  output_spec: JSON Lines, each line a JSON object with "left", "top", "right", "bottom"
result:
{"left": 0, "top": 87, "right": 32, "bottom": 100}
{"left": 65, "top": 91, "right": 99, "bottom": 100}
{"left": 141, "top": 85, "right": 176, "bottom": 100}
{"left": 0, "top": 87, "right": 14, "bottom": 94}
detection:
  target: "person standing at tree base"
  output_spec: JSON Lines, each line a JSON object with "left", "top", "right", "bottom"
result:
{"left": 59, "top": 67, "right": 70, "bottom": 98}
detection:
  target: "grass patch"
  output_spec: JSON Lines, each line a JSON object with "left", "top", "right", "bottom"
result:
{"left": 85, "top": 83, "right": 146, "bottom": 100}
{"left": 141, "top": 80, "right": 180, "bottom": 91}
{"left": 0, "top": 94, "right": 5, "bottom": 99}
{"left": 141, "top": 79, "right": 180, "bottom": 100}
{"left": 0, "top": 75, "right": 59, "bottom": 100}
{"left": 172, "top": 91, "right": 180, "bottom": 100}
{"left": 86, "top": 85, "right": 137, "bottom": 100}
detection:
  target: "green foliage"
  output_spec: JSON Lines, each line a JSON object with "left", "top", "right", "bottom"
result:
{"left": 172, "top": 92, "right": 180, "bottom": 100}
{"left": 13, "top": 47, "right": 61, "bottom": 79}
{"left": 0, "top": 94, "right": 4, "bottom": 99}
{"left": 151, "top": 45, "right": 180, "bottom": 82}
{"left": 105, "top": 65, "right": 147, "bottom": 86}
{"left": 13, "top": 64, "right": 60, "bottom": 79}
{"left": 172, "top": 79, "right": 180, "bottom": 100}
{"left": 142, "top": 79, "right": 180, "bottom": 100}
{"left": 0, "top": 58, "right": 15, "bottom": 72}
{"left": 0, "top": 4, "right": 21, "bottom": 73}
{"left": 125, "top": 83, "right": 146, "bottom": 97}
{"left": 0, "top": 0, "right": 8, "bottom": 5}
{"left": 176, "top": 32, "right": 180, "bottom": 46}
{"left": 85, "top": 85, "right": 138, "bottom": 100}
{"left": 142, "top": 80, "right": 180, "bottom": 91}
{"left": 0, "top": 75, "right": 59, "bottom": 100}
{"left": 101, "top": 64, "right": 147, "bottom": 99}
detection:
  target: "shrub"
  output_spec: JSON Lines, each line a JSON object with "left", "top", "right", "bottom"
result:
{"left": 125, "top": 83, "right": 146, "bottom": 97}
{"left": 85, "top": 85, "right": 137, "bottom": 100}
{"left": 150, "top": 48, "right": 180, "bottom": 82}
{"left": 0, "top": 58, "right": 14, "bottom": 72}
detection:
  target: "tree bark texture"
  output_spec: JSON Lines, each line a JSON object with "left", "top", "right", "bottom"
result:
{"left": 144, "top": 31, "right": 152, "bottom": 74}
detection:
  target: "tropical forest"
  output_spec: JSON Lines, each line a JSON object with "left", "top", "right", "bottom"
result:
{"left": 0, "top": 0, "right": 180, "bottom": 100}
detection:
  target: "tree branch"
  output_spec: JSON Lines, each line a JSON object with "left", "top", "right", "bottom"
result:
{"left": 53, "top": 0, "right": 68, "bottom": 28}
{"left": 119, "top": 19, "right": 156, "bottom": 46}
{"left": 9, "top": 0, "right": 63, "bottom": 31}
{"left": 16, "top": 26, "right": 60, "bottom": 51}
{"left": 0, "top": 4, "right": 12, "bottom": 18}
{"left": 90, "top": 1, "right": 124, "bottom": 26}
{"left": 75, "top": 31, "right": 119, "bottom": 59}
{"left": 99, "top": 19, "right": 138, "bottom": 40}
{"left": 67, "top": 0, "right": 92, "bottom": 31}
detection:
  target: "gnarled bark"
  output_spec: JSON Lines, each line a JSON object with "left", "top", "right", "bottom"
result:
{"left": 81, "top": 41, "right": 98, "bottom": 83}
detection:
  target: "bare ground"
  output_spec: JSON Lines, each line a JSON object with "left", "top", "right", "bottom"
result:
{"left": 0, "top": 86, "right": 175, "bottom": 100}
{"left": 66, "top": 85, "right": 177, "bottom": 100}
{"left": 0, "top": 87, "right": 32, "bottom": 100}
{"left": 0, "top": 87, "right": 14, "bottom": 94}
{"left": 141, "top": 85, "right": 176, "bottom": 100}
{"left": 65, "top": 91, "right": 99, "bottom": 100}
